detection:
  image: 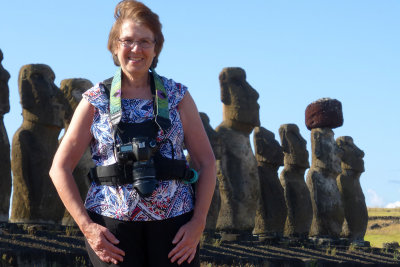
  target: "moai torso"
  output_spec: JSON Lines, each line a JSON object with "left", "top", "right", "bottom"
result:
{"left": 253, "top": 127, "right": 286, "bottom": 238}
{"left": 188, "top": 112, "right": 222, "bottom": 234}
{"left": 279, "top": 124, "right": 312, "bottom": 238}
{"left": 10, "top": 64, "right": 66, "bottom": 224}
{"left": 336, "top": 136, "right": 367, "bottom": 241}
{"left": 305, "top": 98, "right": 345, "bottom": 238}
{"left": 60, "top": 78, "right": 94, "bottom": 226}
{"left": 215, "top": 67, "right": 260, "bottom": 234}
{"left": 0, "top": 49, "right": 11, "bottom": 222}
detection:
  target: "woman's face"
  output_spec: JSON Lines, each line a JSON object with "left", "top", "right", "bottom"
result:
{"left": 116, "top": 20, "right": 156, "bottom": 79}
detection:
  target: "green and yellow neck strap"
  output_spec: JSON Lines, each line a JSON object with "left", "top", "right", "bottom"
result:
{"left": 109, "top": 67, "right": 171, "bottom": 133}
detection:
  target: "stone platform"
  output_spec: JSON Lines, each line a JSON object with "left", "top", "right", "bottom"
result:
{"left": 1, "top": 223, "right": 399, "bottom": 267}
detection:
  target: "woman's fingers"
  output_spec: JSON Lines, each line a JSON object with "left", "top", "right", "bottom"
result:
{"left": 103, "top": 249, "right": 124, "bottom": 264}
{"left": 85, "top": 223, "right": 125, "bottom": 263}
{"left": 170, "top": 241, "right": 196, "bottom": 265}
{"left": 168, "top": 225, "right": 199, "bottom": 264}
{"left": 101, "top": 238, "right": 125, "bottom": 262}
{"left": 172, "top": 227, "right": 184, "bottom": 244}
{"left": 97, "top": 249, "right": 120, "bottom": 264}
{"left": 103, "top": 227, "right": 120, "bottom": 244}
{"left": 168, "top": 228, "right": 185, "bottom": 259}
{"left": 187, "top": 249, "right": 196, "bottom": 264}
{"left": 168, "top": 226, "right": 187, "bottom": 259}
{"left": 170, "top": 244, "right": 190, "bottom": 263}
{"left": 169, "top": 219, "right": 203, "bottom": 264}
{"left": 177, "top": 247, "right": 196, "bottom": 265}
{"left": 102, "top": 227, "right": 126, "bottom": 258}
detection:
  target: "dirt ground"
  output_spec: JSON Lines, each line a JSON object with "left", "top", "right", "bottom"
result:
{"left": 1, "top": 222, "right": 400, "bottom": 267}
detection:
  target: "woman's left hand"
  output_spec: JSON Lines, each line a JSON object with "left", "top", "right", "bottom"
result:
{"left": 168, "top": 217, "right": 205, "bottom": 265}
{"left": 168, "top": 91, "right": 216, "bottom": 265}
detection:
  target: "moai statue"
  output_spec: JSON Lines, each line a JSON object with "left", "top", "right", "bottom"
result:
{"left": 305, "top": 98, "right": 345, "bottom": 238}
{"left": 279, "top": 124, "right": 312, "bottom": 238}
{"left": 336, "top": 136, "right": 367, "bottom": 242}
{"left": 215, "top": 67, "right": 260, "bottom": 239}
{"left": 0, "top": 49, "right": 12, "bottom": 222}
{"left": 10, "top": 64, "right": 66, "bottom": 224}
{"left": 194, "top": 112, "right": 222, "bottom": 234}
{"left": 252, "top": 126, "right": 286, "bottom": 239}
{"left": 60, "top": 78, "right": 94, "bottom": 226}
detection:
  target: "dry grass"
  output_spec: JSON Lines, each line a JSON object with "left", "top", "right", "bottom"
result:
{"left": 368, "top": 208, "right": 400, "bottom": 217}
{"left": 365, "top": 209, "right": 400, "bottom": 248}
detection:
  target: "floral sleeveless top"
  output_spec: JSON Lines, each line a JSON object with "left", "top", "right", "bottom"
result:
{"left": 82, "top": 75, "right": 194, "bottom": 221}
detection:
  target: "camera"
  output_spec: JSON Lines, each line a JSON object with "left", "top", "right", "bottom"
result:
{"left": 115, "top": 137, "right": 157, "bottom": 164}
{"left": 115, "top": 137, "right": 158, "bottom": 197}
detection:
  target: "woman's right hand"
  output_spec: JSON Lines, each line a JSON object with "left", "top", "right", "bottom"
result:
{"left": 49, "top": 99, "right": 125, "bottom": 264}
{"left": 83, "top": 222, "right": 125, "bottom": 264}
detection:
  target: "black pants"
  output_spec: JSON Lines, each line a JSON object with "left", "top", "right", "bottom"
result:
{"left": 85, "top": 210, "right": 200, "bottom": 267}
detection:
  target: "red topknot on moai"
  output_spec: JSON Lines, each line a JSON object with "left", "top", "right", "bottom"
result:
{"left": 305, "top": 98, "right": 345, "bottom": 239}
{"left": 305, "top": 98, "right": 343, "bottom": 130}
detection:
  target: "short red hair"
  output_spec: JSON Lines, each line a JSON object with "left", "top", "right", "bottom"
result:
{"left": 107, "top": 0, "right": 164, "bottom": 69}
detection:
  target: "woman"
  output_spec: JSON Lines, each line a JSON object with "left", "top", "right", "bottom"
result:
{"left": 49, "top": 1, "right": 216, "bottom": 266}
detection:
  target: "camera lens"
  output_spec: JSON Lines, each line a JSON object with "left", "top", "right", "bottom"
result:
{"left": 132, "top": 161, "right": 157, "bottom": 197}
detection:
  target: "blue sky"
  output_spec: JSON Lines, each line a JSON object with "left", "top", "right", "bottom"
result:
{"left": 1, "top": 0, "right": 399, "bottom": 207}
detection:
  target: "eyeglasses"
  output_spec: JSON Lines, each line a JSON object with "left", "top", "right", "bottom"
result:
{"left": 118, "top": 39, "right": 156, "bottom": 49}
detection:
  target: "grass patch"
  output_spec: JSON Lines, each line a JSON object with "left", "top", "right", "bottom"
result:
{"left": 365, "top": 218, "right": 400, "bottom": 248}
{"left": 365, "top": 233, "right": 400, "bottom": 248}
{"left": 368, "top": 208, "right": 400, "bottom": 217}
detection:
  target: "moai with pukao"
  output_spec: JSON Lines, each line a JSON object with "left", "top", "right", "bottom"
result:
{"left": 60, "top": 78, "right": 94, "bottom": 226}
{"left": 305, "top": 98, "right": 345, "bottom": 238}
{"left": 253, "top": 126, "right": 287, "bottom": 239}
{"left": 10, "top": 64, "right": 66, "bottom": 224}
{"left": 0, "top": 49, "right": 12, "bottom": 222}
{"left": 336, "top": 136, "right": 368, "bottom": 242}
{"left": 215, "top": 67, "right": 260, "bottom": 239}
{"left": 279, "top": 123, "right": 312, "bottom": 238}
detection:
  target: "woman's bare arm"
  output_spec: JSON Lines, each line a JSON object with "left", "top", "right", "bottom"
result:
{"left": 49, "top": 99, "right": 125, "bottom": 264}
{"left": 168, "top": 91, "right": 216, "bottom": 265}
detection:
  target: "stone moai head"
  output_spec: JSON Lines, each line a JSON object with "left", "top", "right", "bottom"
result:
{"left": 310, "top": 128, "right": 343, "bottom": 175}
{"left": 199, "top": 112, "right": 222, "bottom": 160}
{"left": 336, "top": 136, "right": 365, "bottom": 173}
{"left": 60, "top": 78, "right": 93, "bottom": 123}
{"left": 220, "top": 67, "right": 260, "bottom": 135}
{"left": 253, "top": 126, "right": 283, "bottom": 166}
{"left": 279, "top": 123, "right": 309, "bottom": 168}
{"left": 18, "top": 64, "right": 65, "bottom": 128}
{"left": 0, "top": 49, "right": 11, "bottom": 115}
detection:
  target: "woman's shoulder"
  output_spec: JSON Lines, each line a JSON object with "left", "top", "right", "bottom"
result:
{"left": 158, "top": 74, "right": 188, "bottom": 108}
{"left": 82, "top": 82, "right": 109, "bottom": 113}
{"left": 159, "top": 75, "right": 186, "bottom": 91}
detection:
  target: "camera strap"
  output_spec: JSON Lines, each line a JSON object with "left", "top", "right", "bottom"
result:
{"left": 108, "top": 67, "right": 171, "bottom": 137}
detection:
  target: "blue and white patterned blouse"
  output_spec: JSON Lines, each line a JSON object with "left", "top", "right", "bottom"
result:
{"left": 82, "top": 75, "right": 194, "bottom": 221}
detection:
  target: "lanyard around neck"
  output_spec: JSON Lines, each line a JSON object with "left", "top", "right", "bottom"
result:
{"left": 109, "top": 67, "right": 171, "bottom": 134}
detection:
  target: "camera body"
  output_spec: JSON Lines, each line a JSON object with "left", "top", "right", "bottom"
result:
{"left": 115, "top": 137, "right": 158, "bottom": 197}
{"left": 115, "top": 137, "right": 157, "bottom": 165}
